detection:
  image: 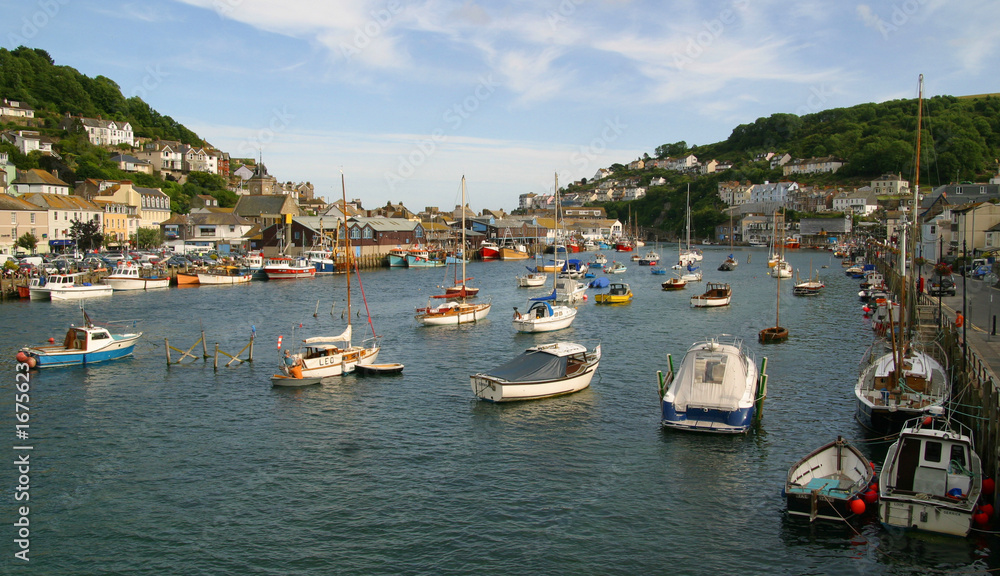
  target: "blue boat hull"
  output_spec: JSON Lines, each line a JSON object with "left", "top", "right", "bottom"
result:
{"left": 660, "top": 401, "right": 755, "bottom": 433}
{"left": 31, "top": 343, "right": 137, "bottom": 368}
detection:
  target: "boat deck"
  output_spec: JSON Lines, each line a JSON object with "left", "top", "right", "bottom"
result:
{"left": 786, "top": 474, "right": 856, "bottom": 497}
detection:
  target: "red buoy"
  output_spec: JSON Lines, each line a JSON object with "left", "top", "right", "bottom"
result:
{"left": 922, "top": 416, "right": 933, "bottom": 427}
{"left": 974, "top": 512, "right": 990, "bottom": 526}
{"left": 863, "top": 490, "right": 878, "bottom": 504}
{"left": 984, "top": 478, "right": 995, "bottom": 495}
{"left": 15, "top": 351, "right": 27, "bottom": 363}
{"left": 48, "top": 337, "right": 55, "bottom": 343}
{"left": 981, "top": 503, "right": 994, "bottom": 518}
{"left": 849, "top": 499, "right": 866, "bottom": 515}
{"left": 26, "top": 357, "right": 36, "bottom": 368}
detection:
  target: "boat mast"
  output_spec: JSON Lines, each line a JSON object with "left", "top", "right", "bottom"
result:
{"left": 341, "top": 170, "right": 352, "bottom": 332}
{"left": 553, "top": 172, "right": 559, "bottom": 293}
{"left": 775, "top": 210, "right": 782, "bottom": 329}
{"left": 461, "top": 175, "right": 467, "bottom": 301}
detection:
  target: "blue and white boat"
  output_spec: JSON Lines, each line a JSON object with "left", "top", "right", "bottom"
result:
{"left": 305, "top": 249, "right": 336, "bottom": 274}
{"left": 657, "top": 335, "right": 767, "bottom": 433}
{"left": 17, "top": 312, "right": 142, "bottom": 368}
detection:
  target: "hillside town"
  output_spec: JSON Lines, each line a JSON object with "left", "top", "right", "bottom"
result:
{"left": 2, "top": 97, "right": 1000, "bottom": 265}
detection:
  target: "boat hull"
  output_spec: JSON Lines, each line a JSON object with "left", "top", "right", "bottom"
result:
{"left": 23, "top": 334, "right": 141, "bottom": 368}
{"left": 298, "top": 346, "right": 380, "bottom": 378}
{"left": 416, "top": 303, "right": 492, "bottom": 325}
{"left": 104, "top": 277, "right": 170, "bottom": 290}
{"left": 271, "top": 374, "right": 323, "bottom": 387}
{"left": 660, "top": 403, "right": 755, "bottom": 433}
{"left": 49, "top": 285, "right": 114, "bottom": 300}
{"left": 471, "top": 368, "right": 597, "bottom": 402}
{"left": 500, "top": 248, "right": 529, "bottom": 260}
{"left": 264, "top": 267, "right": 316, "bottom": 279}
{"left": 196, "top": 272, "right": 253, "bottom": 285}
{"left": 784, "top": 439, "right": 874, "bottom": 522}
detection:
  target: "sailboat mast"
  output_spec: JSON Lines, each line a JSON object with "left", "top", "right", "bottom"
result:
{"left": 461, "top": 175, "right": 467, "bottom": 298}
{"left": 341, "top": 171, "right": 351, "bottom": 326}
{"left": 553, "top": 172, "right": 559, "bottom": 292}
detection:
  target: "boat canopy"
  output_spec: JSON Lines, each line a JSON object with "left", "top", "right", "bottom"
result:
{"left": 672, "top": 347, "right": 746, "bottom": 411}
{"left": 589, "top": 277, "right": 610, "bottom": 288}
{"left": 302, "top": 325, "right": 351, "bottom": 347}
{"left": 481, "top": 349, "right": 569, "bottom": 382}
{"left": 530, "top": 289, "right": 557, "bottom": 302}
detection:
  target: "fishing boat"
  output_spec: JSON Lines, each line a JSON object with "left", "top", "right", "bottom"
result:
{"left": 387, "top": 246, "right": 409, "bottom": 267}
{"left": 405, "top": 249, "right": 445, "bottom": 267}
{"left": 879, "top": 410, "right": 982, "bottom": 536}
{"left": 48, "top": 275, "right": 113, "bottom": 300}
{"left": 589, "top": 253, "right": 607, "bottom": 268}
{"left": 304, "top": 249, "right": 336, "bottom": 274}
{"left": 661, "top": 275, "right": 687, "bottom": 291}
{"left": 760, "top": 211, "right": 789, "bottom": 343}
{"left": 29, "top": 273, "right": 86, "bottom": 300}
{"left": 690, "top": 282, "right": 731, "bottom": 308}
{"left": 478, "top": 240, "right": 501, "bottom": 260}
{"left": 264, "top": 256, "right": 316, "bottom": 279}
{"left": 176, "top": 271, "right": 200, "bottom": 286}
{"left": 638, "top": 251, "right": 659, "bottom": 266}
{"left": 470, "top": 342, "right": 601, "bottom": 402}
{"left": 656, "top": 335, "right": 766, "bottom": 434}
{"left": 416, "top": 177, "right": 492, "bottom": 326}
{"left": 197, "top": 265, "right": 253, "bottom": 285}
{"left": 16, "top": 310, "right": 141, "bottom": 368}
{"left": 498, "top": 229, "right": 530, "bottom": 260}
{"left": 102, "top": 262, "right": 171, "bottom": 291}
{"left": 285, "top": 171, "right": 381, "bottom": 378}
{"left": 594, "top": 282, "right": 632, "bottom": 304}
{"left": 784, "top": 437, "right": 875, "bottom": 522}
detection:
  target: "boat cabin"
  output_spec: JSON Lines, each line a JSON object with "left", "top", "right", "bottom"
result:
{"left": 888, "top": 427, "right": 976, "bottom": 500}
{"left": 62, "top": 326, "right": 111, "bottom": 351}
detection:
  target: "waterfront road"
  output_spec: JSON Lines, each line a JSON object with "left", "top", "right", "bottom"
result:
{"left": 924, "top": 271, "right": 1000, "bottom": 378}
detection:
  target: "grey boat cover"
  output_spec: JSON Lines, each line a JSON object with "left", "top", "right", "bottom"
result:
{"left": 481, "top": 349, "right": 567, "bottom": 382}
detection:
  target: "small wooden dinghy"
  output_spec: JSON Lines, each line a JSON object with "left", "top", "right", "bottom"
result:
{"left": 357, "top": 363, "right": 404, "bottom": 375}
{"left": 784, "top": 437, "right": 875, "bottom": 522}
{"left": 270, "top": 374, "right": 323, "bottom": 387}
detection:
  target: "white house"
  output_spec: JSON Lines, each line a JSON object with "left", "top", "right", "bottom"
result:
{"left": 1, "top": 130, "right": 54, "bottom": 155}
{"left": 831, "top": 190, "right": 879, "bottom": 216}
{"left": 748, "top": 181, "right": 799, "bottom": 204}
{"left": 871, "top": 173, "right": 910, "bottom": 196}
{"left": 783, "top": 156, "right": 846, "bottom": 176}
{"left": 0, "top": 99, "right": 34, "bottom": 119}
{"left": 134, "top": 140, "right": 185, "bottom": 174}
{"left": 161, "top": 211, "right": 254, "bottom": 252}
{"left": 59, "top": 116, "right": 136, "bottom": 147}
{"left": 110, "top": 154, "right": 153, "bottom": 175}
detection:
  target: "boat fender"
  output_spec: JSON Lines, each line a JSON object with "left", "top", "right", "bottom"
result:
{"left": 849, "top": 499, "right": 866, "bottom": 515}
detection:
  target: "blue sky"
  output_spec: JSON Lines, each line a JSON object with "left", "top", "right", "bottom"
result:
{"left": 4, "top": 0, "right": 999, "bottom": 211}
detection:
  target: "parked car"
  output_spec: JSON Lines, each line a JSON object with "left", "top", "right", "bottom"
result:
{"left": 164, "top": 256, "right": 189, "bottom": 268}
{"left": 928, "top": 274, "right": 956, "bottom": 297}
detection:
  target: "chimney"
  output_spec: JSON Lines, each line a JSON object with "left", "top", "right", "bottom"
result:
{"left": 51, "top": 169, "right": 58, "bottom": 178}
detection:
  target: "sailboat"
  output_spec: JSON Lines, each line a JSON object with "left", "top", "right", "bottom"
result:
{"left": 416, "top": 177, "right": 493, "bottom": 325}
{"left": 287, "top": 171, "right": 381, "bottom": 378}
{"left": 792, "top": 260, "right": 825, "bottom": 296}
{"left": 718, "top": 208, "right": 738, "bottom": 271}
{"left": 442, "top": 204, "right": 479, "bottom": 297}
{"left": 677, "top": 183, "right": 703, "bottom": 266}
{"left": 514, "top": 174, "right": 580, "bottom": 333}
{"left": 769, "top": 211, "right": 792, "bottom": 278}
{"left": 759, "top": 211, "right": 789, "bottom": 343}
{"left": 855, "top": 75, "right": 951, "bottom": 435}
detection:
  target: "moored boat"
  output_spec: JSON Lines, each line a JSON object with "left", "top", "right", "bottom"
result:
{"left": 264, "top": 256, "right": 316, "bottom": 279}
{"left": 103, "top": 263, "right": 171, "bottom": 291}
{"left": 784, "top": 437, "right": 875, "bottom": 522}
{"left": 661, "top": 275, "right": 687, "bottom": 291}
{"left": 879, "top": 410, "right": 982, "bottom": 536}
{"left": 690, "top": 282, "right": 731, "bottom": 308}
{"left": 657, "top": 335, "right": 766, "bottom": 433}
{"left": 594, "top": 282, "right": 632, "bottom": 304}
{"left": 854, "top": 341, "right": 949, "bottom": 435}
{"left": 16, "top": 311, "right": 141, "bottom": 368}
{"left": 197, "top": 266, "right": 253, "bottom": 285}
{"left": 471, "top": 342, "right": 601, "bottom": 402}
{"left": 512, "top": 300, "right": 577, "bottom": 333}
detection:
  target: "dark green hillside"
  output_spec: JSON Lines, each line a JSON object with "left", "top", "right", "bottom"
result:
{"left": 0, "top": 46, "right": 202, "bottom": 144}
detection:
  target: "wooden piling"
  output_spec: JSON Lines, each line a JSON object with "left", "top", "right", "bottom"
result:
{"left": 165, "top": 337, "right": 171, "bottom": 365}
{"left": 214, "top": 343, "right": 219, "bottom": 371}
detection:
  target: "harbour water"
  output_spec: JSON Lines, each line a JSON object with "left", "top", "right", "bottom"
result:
{"left": 2, "top": 246, "right": 997, "bottom": 574}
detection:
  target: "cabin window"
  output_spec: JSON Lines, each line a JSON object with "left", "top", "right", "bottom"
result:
{"left": 950, "top": 444, "right": 967, "bottom": 469}
{"left": 922, "top": 440, "right": 943, "bottom": 464}
{"left": 91, "top": 332, "right": 109, "bottom": 340}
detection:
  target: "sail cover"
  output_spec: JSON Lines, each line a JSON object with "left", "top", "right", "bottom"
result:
{"left": 671, "top": 349, "right": 743, "bottom": 411}
{"left": 480, "top": 349, "right": 567, "bottom": 382}
{"left": 302, "top": 325, "right": 351, "bottom": 347}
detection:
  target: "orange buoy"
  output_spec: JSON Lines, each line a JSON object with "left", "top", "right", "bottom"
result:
{"left": 48, "top": 337, "right": 55, "bottom": 343}
{"left": 26, "top": 357, "right": 36, "bottom": 368}
{"left": 849, "top": 499, "right": 866, "bottom": 515}
{"left": 922, "top": 416, "right": 933, "bottom": 427}
{"left": 15, "top": 351, "right": 27, "bottom": 363}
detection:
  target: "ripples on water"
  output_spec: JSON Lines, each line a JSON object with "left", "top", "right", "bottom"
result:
{"left": 1, "top": 246, "right": 997, "bottom": 575}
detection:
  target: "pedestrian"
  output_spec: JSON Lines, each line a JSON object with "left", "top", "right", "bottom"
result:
{"left": 956, "top": 312, "right": 964, "bottom": 328}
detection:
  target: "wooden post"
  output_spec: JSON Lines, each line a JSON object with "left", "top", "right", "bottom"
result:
{"left": 214, "top": 343, "right": 219, "bottom": 371}
{"left": 202, "top": 330, "right": 209, "bottom": 359}
{"left": 248, "top": 334, "right": 254, "bottom": 362}
{"left": 165, "top": 337, "right": 171, "bottom": 365}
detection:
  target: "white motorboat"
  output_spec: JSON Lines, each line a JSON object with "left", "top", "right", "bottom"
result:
{"left": 45, "top": 273, "right": 113, "bottom": 300}
{"left": 879, "top": 410, "right": 982, "bottom": 537}
{"left": 657, "top": 335, "right": 766, "bottom": 433}
{"left": 197, "top": 266, "right": 253, "bottom": 285}
{"left": 516, "top": 269, "right": 548, "bottom": 287}
{"left": 471, "top": 342, "right": 601, "bottom": 402}
{"left": 103, "top": 263, "right": 170, "bottom": 291}
{"left": 690, "top": 282, "right": 731, "bottom": 308}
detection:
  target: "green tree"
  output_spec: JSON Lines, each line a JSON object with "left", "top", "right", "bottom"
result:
{"left": 69, "top": 218, "right": 103, "bottom": 251}
{"left": 131, "top": 227, "right": 162, "bottom": 249}
{"left": 15, "top": 232, "right": 37, "bottom": 254}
